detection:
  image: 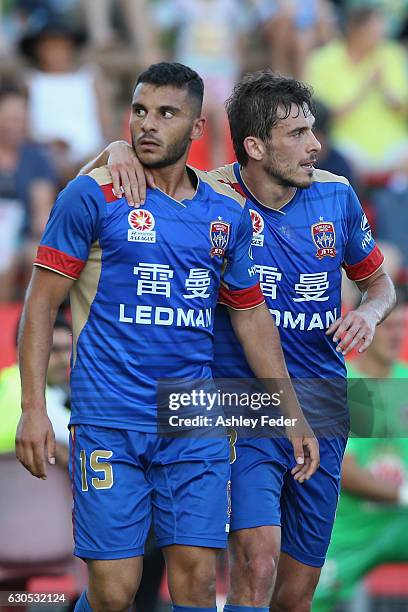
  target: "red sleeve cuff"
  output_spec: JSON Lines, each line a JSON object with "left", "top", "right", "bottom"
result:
{"left": 343, "top": 244, "right": 384, "bottom": 281}
{"left": 218, "top": 283, "right": 265, "bottom": 310}
{"left": 34, "top": 245, "right": 85, "bottom": 280}
{"left": 100, "top": 182, "right": 119, "bottom": 203}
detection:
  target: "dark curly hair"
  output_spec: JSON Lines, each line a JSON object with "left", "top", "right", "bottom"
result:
{"left": 226, "top": 70, "right": 314, "bottom": 165}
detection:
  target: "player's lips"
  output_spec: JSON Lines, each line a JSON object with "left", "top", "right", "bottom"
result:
{"left": 138, "top": 138, "right": 161, "bottom": 147}
{"left": 300, "top": 159, "right": 317, "bottom": 171}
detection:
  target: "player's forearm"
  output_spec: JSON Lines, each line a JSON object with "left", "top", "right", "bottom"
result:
{"left": 357, "top": 271, "right": 396, "bottom": 326}
{"left": 19, "top": 285, "right": 59, "bottom": 411}
{"left": 78, "top": 140, "right": 134, "bottom": 176}
{"left": 78, "top": 148, "right": 110, "bottom": 175}
{"left": 230, "top": 304, "right": 304, "bottom": 420}
{"left": 342, "top": 456, "right": 399, "bottom": 503}
{"left": 232, "top": 305, "right": 289, "bottom": 378}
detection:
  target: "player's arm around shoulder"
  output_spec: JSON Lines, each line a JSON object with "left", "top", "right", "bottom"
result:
{"left": 79, "top": 140, "right": 156, "bottom": 207}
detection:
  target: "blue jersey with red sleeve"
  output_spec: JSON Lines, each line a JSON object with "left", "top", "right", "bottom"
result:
{"left": 34, "top": 166, "right": 263, "bottom": 432}
{"left": 208, "top": 163, "right": 384, "bottom": 427}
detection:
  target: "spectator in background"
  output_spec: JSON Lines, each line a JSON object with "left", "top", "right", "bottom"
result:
{"left": 370, "top": 177, "right": 408, "bottom": 271}
{"left": 0, "top": 80, "right": 56, "bottom": 302}
{"left": 313, "top": 302, "right": 408, "bottom": 612}
{"left": 0, "top": 0, "right": 81, "bottom": 57}
{"left": 313, "top": 97, "right": 357, "bottom": 188}
{"left": 253, "top": 0, "right": 335, "bottom": 78}
{"left": 306, "top": 6, "right": 408, "bottom": 177}
{"left": 342, "top": 0, "right": 408, "bottom": 39}
{"left": 81, "top": 0, "right": 158, "bottom": 65}
{"left": 153, "top": 0, "right": 251, "bottom": 167}
{"left": 19, "top": 18, "right": 113, "bottom": 182}
{"left": 0, "top": 310, "right": 71, "bottom": 463}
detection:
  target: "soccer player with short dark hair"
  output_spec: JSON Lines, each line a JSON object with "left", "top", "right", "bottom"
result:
{"left": 16, "top": 63, "right": 318, "bottom": 612}
{"left": 96, "top": 68, "right": 395, "bottom": 612}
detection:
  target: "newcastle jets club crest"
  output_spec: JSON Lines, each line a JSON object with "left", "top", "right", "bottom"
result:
{"left": 311, "top": 221, "right": 336, "bottom": 259}
{"left": 210, "top": 219, "right": 230, "bottom": 258}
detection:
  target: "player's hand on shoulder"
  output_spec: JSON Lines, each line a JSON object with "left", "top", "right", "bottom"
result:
{"left": 326, "top": 309, "right": 377, "bottom": 356}
{"left": 15, "top": 408, "right": 56, "bottom": 479}
{"left": 106, "top": 140, "right": 156, "bottom": 207}
{"left": 288, "top": 419, "right": 320, "bottom": 483}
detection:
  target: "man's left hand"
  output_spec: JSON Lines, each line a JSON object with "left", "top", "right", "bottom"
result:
{"left": 326, "top": 309, "right": 378, "bottom": 356}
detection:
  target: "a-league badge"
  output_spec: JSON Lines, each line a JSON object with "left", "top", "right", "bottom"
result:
{"left": 128, "top": 209, "right": 156, "bottom": 243}
{"left": 209, "top": 220, "right": 230, "bottom": 258}
{"left": 249, "top": 209, "right": 264, "bottom": 247}
{"left": 311, "top": 221, "right": 336, "bottom": 259}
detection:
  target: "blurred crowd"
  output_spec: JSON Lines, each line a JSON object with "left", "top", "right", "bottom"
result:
{"left": 1, "top": 0, "right": 408, "bottom": 610}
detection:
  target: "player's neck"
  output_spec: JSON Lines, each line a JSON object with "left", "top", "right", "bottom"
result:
{"left": 149, "top": 161, "right": 197, "bottom": 201}
{"left": 241, "top": 164, "right": 297, "bottom": 210}
{"left": 352, "top": 354, "right": 392, "bottom": 379}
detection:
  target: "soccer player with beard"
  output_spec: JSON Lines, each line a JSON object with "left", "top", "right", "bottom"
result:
{"left": 80, "top": 70, "right": 395, "bottom": 611}
{"left": 16, "top": 64, "right": 318, "bottom": 612}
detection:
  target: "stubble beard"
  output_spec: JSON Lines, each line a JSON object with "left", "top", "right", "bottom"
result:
{"left": 263, "top": 145, "right": 312, "bottom": 189}
{"left": 131, "top": 129, "right": 191, "bottom": 170}
{"left": 263, "top": 150, "right": 313, "bottom": 189}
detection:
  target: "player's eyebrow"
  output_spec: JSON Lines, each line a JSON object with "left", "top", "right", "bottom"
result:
{"left": 132, "top": 101, "right": 146, "bottom": 110}
{"left": 158, "top": 105, "right": 181, "bottom": 114}
{"left": 131, "top": 102, "right": 181, "bottom": 114}
{"left": 288, "top": 121, "right": 315, "bottom": 135}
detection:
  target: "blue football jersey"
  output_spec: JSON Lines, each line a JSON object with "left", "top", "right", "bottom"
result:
{"left": 34, "top": 166, "right": 263, "bottom": 432}
{"left": 207, "top": 163, "right": 384, "bottom": 426}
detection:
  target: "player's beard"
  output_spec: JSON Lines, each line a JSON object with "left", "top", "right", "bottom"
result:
{"left": 132, "top": 127, "right": 192, "bottom": 169}
{"left": 263, "top": 148, "right": 313, "bottom": 189}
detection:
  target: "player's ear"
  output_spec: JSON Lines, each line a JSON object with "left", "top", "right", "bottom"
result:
{"left": 191, "top": 116, "right": 205, "bottom": 141}
{"left": 244, "top": 136, "right": 265, "bottom": 162}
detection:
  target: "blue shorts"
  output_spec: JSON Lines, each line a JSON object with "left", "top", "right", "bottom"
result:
{"left": 229, "top": 436, "right": 347, "bottom": 568}
{"left": 69, "top": 425, "right": 230, "bottom": 560}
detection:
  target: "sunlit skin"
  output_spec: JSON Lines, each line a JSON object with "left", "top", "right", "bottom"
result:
{"left": 241, "top": 103, "right": 321, "bottom": 210}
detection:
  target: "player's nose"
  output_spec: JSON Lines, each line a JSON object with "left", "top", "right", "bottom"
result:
{"left": 308, "top": 131, "right": 322, "bottom": 154}
{"left": 141, "top": 112, "right": 158, "bottom": 132}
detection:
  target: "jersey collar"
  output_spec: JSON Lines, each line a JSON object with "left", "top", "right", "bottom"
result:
{"left": 148, "top": 166, "right": 205, "bottom": 210}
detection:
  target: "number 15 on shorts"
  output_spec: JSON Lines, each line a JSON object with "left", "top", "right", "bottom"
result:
{"left": 79, "top": 449, "right": 114, "bottom": 491}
